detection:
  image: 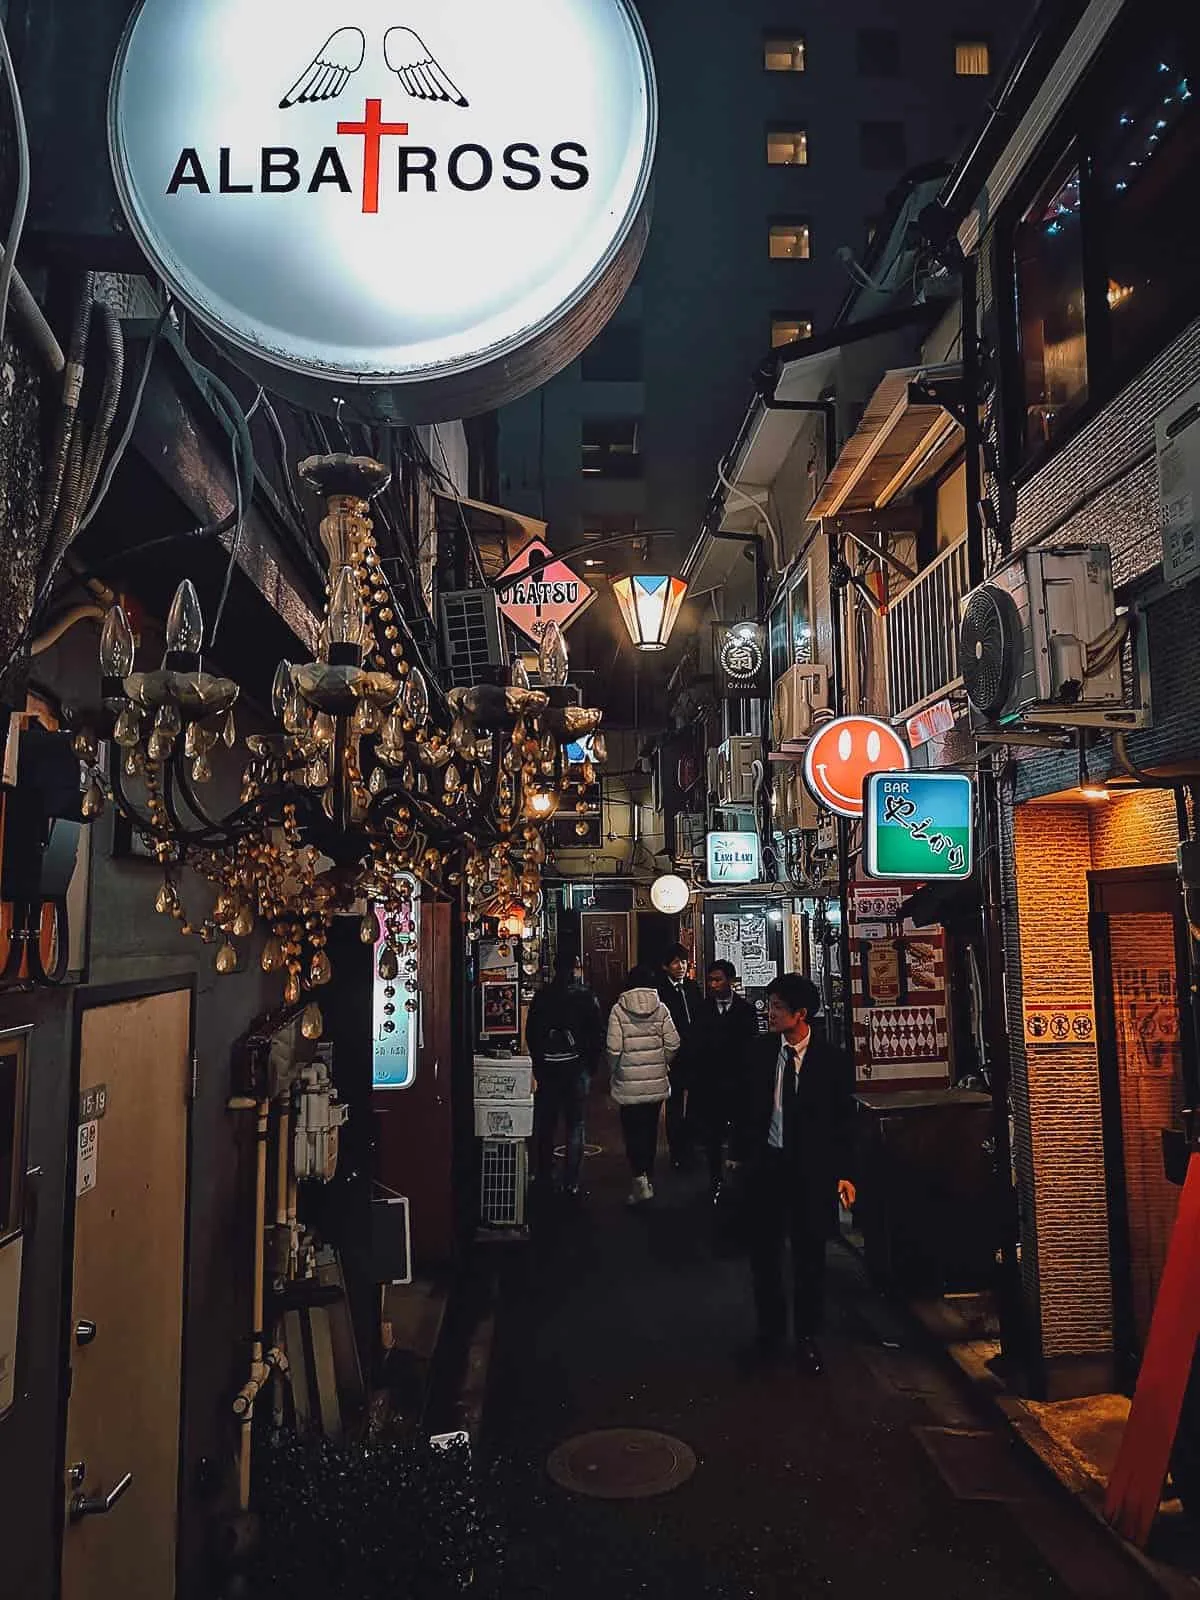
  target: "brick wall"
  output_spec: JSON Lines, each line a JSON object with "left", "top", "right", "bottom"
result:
{"left": 1008, "top": 788, "right": 1182, "bottom": 1363}
{"left": 1011, "top": 804, "right": 1112, "bottom": 1358}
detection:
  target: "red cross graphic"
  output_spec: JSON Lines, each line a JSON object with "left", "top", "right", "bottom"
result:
{"left": 337, "top": 99, "right": 410, "bottom": 214}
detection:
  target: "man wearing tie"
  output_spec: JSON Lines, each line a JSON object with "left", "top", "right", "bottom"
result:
{"left": 656, "top": 944, "right": 704, "bottom": 1169}
{"left": 691, "top": 960, "right": 760, "bottom": 1194}
{"left": 728, "top": 973, "right": 856, "bottom": 1374}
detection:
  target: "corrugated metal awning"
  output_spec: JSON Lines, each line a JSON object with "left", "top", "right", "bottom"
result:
{"left": 433, "top": 492, "right": 546, "bottom": 579}
{"left": 809, "top": 362, "right": 963, "bottom": 519}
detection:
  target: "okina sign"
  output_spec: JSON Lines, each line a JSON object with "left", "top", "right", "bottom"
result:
{"left": 109, "top": 0, "right": 657, "bottom": 421}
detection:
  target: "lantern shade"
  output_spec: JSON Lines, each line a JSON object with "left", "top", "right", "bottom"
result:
{"left": 612, "top": 574, "right": 688, "bottom": 651}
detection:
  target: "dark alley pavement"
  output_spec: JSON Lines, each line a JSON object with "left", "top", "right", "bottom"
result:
{"left": 480, "top": 1093, "right": 1159, "bottom": 1600}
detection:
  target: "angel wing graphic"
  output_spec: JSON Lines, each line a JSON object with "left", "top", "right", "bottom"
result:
{"left": 279, "top": 25, "right": 468, "bottom": 111}
{"left": 383, "top": 27, "right": 469, "bottom": 106}
{"left": 279, "top": 26, "right": 367, "bottom": 109}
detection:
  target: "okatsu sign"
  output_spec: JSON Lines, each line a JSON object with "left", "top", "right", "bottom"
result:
{"left": 496, "top": 539, "right": 595, "bottom": 646}
{"left": 109, "top": 0, "right": 657, "bottom": 422}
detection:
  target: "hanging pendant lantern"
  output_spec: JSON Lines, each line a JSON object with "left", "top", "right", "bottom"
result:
{"left": 612, "top": 573, "right": 688, "bottom": 651}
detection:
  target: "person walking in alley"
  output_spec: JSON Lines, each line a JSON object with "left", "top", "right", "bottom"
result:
{"left": 527, "top": 949, "right": 603, "bottom": 1196}
{"left": 657, "top": 944, "right": 703, "bottom": 1169}
{"left": 728, "top": 973, "right": 856, "bottom": 1375}
{"left": 607, "top": 965, "right": 681, "bottom": 1206}
{"left": 691, "top": 960, "right": 760, "bottom": 1196}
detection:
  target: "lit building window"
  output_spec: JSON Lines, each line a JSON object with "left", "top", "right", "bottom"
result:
{"left": 767, "top": 128, "right": 809, "bottom": 166}
{"left": 765, "top": 35, "right": 805, "bottom": 72}
{"left": 771, "top": 315, "right": 813, "bottom": 347}
{"left": 769, "top": 221, "right": 811, "bottom": 260}
{"left": 955, "top": 41, "right": 991, "bottom": 76}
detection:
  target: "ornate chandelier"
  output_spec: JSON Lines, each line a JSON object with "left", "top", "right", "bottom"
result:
{"left": 89, "top": 454, "right": 605, "bottom": 1036}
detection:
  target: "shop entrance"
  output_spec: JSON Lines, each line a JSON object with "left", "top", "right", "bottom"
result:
{"left": 61, "top": 985, "right": 192, "bottom": 1600}
{"left": 1089, "top": 866, "right": 1195, "bottom": 1384}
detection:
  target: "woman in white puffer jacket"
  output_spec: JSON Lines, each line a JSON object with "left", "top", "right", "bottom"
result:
{"left": 606, "top": 966, "right": 681, "bottom": 1206}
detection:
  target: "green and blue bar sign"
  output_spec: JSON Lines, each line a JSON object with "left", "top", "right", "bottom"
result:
{"left": 863, "top": 772, "right": 973, "bottom": 882}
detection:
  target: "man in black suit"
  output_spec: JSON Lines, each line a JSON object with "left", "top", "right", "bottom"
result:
{"left": 728, "top": 973, "right": 856, "bottom": 1374}
{"left": 656, "top": 944, "right": 704, "bottom": 1169}
{"left": 690, "top": 960, "right": 760, "bottom": 1194}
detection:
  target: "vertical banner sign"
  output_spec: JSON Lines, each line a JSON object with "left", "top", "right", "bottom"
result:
{"left": 713, "top": 623, "right": 768, "bottom": 700}
{"left": 863, "top": 772, "right": 973, "bottom": 881}
{"left": 373, "top": 874, "right": 422, "bottom": 1089}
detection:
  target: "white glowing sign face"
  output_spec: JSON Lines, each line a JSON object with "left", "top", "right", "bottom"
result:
{"left": 372, "top": 875, "right": 421, "bottom": 1090}
{"left": 109, "top": 0, "right": 657, "bottom": 417}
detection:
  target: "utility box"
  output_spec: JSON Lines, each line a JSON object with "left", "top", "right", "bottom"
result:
{"left": 854, "top": 1089, "right": 995, "bottom": 1294}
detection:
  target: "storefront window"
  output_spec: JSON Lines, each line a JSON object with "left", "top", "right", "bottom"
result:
{"left": 1093, "top": 35, "right": 1200, "bottom": 376}
{"left": 1014, "top": 159, "right": 1088, "bottom": 455}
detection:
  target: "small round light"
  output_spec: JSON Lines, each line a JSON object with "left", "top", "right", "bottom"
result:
{"left": 650, "top": 874, "right": 690, "bottom": 915}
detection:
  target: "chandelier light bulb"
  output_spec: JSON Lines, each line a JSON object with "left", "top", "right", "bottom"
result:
{"left": 538, "top": 620, "right": 570, "bottom": 687}
{"left": 165, "top": 579, "right": 205, "bottom": 660}
{"left": 271, "top": 661, "right": 293, "bottom": 720}
{"left": 100, "top": 604, "right": 135, "bottom": 679}
{"left": 328, "top": 565, "right": 366, "bottom": 653}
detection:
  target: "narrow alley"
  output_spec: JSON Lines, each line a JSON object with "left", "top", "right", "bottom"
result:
{"left": 482, "top": 1099, "right": 1154, "bottom": 1600}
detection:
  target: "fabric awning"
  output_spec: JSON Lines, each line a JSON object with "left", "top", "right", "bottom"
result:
{"left": 433, "top": 492, "right": 546, "bottom": 579}
{"left": 809, "top": 362, "right": 963, "bottom": 519}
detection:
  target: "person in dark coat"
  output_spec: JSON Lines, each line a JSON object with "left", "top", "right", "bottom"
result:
{"left": 728, "top": 972, "right": 856, "bottom": 1374}
{"left": 656, "top": 944, "right": 704, "bottom": 1168}
{"left": 690, "top": 960, "right": 760, "bottom": 1194}
{"left": 526, "top": 949, "right": 603, "bottom": 1195}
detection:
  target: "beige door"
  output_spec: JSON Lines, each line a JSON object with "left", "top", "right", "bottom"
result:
{"left": 62, "top": 988, "right": 191, "bottom": 1600}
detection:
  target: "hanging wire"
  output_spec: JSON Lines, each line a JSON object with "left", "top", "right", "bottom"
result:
{"left": 0, "top": 10, "right": 31, "bottom": 352}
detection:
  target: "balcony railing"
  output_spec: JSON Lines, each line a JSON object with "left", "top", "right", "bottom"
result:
{"left": 886, "top": 536, "right": 970, "bottom": 721}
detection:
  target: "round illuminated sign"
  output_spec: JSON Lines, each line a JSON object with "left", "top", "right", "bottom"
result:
{"left": 109, "top": 0, "right": 657, "bottom": 422}
{"left": 802, "top": 716, "right": 910, "bottom": 819}
{"left": 650, "top": 875, "right": 691, "bottom": 915}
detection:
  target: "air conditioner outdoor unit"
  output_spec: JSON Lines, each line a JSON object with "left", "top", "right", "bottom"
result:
{"left": 439, "top": 589, "right": 504, "bottom": 689}
{"left": 959, "top": 546, "right": 1124, "bottom": 724}
{"left": 716, "top": 736, "right": 759, "bottom": 808}
{"left": 673, "top": 811, "right": 706, "bottom": 863}
{"left": 772, "top": 664, "right": 831, "bottom": 750}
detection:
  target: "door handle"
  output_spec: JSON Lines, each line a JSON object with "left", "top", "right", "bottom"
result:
{"left": 75, "top": 1319, "right": 98, "bottom": 1346}
{"left": 70, "top": 1472, "right": 133, "bottom": 1521}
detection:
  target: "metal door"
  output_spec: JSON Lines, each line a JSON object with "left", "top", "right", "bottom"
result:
{"left": 582, "top": 912, "right": 629, "bottom": 1014}
{"left": 61, "top": 986, "right": 192, "bottom": 1600}
{"left": 1089, "top": 868, "right": 1195, "bottom": 1383}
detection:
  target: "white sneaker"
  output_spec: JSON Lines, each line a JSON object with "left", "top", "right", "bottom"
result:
{"left": 626, "top": 1174, "right": 652, "bottom": 1206}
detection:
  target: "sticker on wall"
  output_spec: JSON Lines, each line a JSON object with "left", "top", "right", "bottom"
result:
{"left": 76, "top": 1119, "right": 99, "bottom": 1197}
{"left": 852, "top": 885, "right": 902, "bottom": 922}
{"left": 1022, "top": 997, "right": 1097, "bottom": 1047}
{"left": 866, "top": 1006, "right": 942, "bottom": 1063}
{"left": 864, "top": 943, "right": 902, "bottom": 1005}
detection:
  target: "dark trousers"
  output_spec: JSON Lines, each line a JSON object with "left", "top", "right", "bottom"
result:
{"left": 690, "top": 1082, "right": 729, "bottom": 1187}
{"left": 665, "top": 1078, "right": 691, "bottom": 1164}
{"left": 533, "top": 1062, "right": 589, "bottom": 1188}
{"left": 619, "top": 1101, "right": 662, "bottom": 1179}
{"left": 747, "top": 1150, "right": 829, "bottom": 1343}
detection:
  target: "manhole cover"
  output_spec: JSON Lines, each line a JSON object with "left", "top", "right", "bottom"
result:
{"left": 547, "top": 1429, "right": 697, "bottom": 1499}
{"left": 554, "top": 1143, "right": 604, "bottom": 1158}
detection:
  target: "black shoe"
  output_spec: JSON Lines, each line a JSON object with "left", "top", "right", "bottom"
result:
{"left": 795, "top": 1337, "right": 824, "bottom": 1376}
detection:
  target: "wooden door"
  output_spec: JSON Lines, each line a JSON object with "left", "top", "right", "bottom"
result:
{"left": 61, "top": 988, "right": 191, "bottom": 1600}
{"left": 582, "top": 912, "right": 629, "bottom": 1014}
{"left": 1090, "top": 868, "right": 1194, "bottom": 1382}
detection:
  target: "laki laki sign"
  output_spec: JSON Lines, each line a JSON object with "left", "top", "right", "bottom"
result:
{"left": 496, "top": 539, "right": 595, "bottom": 647}
{"left": 109, "top": 0, "right": 657, "bottom": 421}
{"left": 863, "top": 772, "right": 973, "bottom": 882}
{"left": 706, "top": 831, "right": 762, "bottom": 885}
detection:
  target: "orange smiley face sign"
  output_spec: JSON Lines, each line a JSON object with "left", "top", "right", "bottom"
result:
{"left": 803, "top": 715, "right": 910, "bottom": 818}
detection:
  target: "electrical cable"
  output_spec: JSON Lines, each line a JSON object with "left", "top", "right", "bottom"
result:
{"left": 0, "top": 11, "right": 31, "bottom": 353}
